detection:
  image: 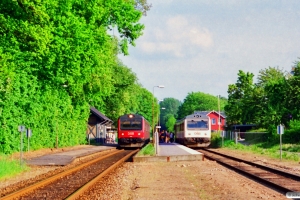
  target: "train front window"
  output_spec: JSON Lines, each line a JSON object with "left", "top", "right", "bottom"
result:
{"left": 120, "top": 118, "right": 142, "bottom": 130}
{"left": 187, "top": 120, "right": 208, "bottom": 129}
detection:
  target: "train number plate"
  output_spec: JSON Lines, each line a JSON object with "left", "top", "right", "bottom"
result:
{"left": 128, "top": 132, "right": 134, "bottom": 135}
{"left": 194, "top": 132, "right": 201, "bottom": 135}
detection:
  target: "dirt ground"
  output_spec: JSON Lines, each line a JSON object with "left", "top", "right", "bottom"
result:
{"left": 1, "top": 145, "right": 299, "bottom": 199}
{"left": 94, "top": 154, "right": 291, "bottom": 200}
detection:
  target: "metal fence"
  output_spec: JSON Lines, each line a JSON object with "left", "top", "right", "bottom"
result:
{"left": 219, "top": 131, "right": 267, "bottom": 144}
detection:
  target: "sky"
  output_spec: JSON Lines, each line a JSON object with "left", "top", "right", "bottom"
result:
{"left": 119, "top": 0, "right": 300, "bottom": 102}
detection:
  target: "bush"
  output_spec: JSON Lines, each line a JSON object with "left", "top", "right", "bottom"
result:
{"left": 244, "top": 132, "right": 266, "bottom": 144}
{"left": 210, "top": 132, "right": 222, "bottom": 148}
{"left": 284, "top": 120, "right": 300, "bottom": 143}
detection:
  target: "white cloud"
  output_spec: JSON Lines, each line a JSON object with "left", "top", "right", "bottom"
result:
{"left": 188, "top": 28, "right": 213, "bottom": 47}
{"left": 120, "top": 1, "right": 300, "bottom": 102}
{"left": 139, "top": 15, "right": 213, "bottom": 57}
{"left": 140, "top": 42, "right": 156, "bottom": 53}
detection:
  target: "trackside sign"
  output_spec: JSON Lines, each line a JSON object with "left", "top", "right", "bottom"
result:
{"left": 277, "top": 124, "right": 284, "bottom": 134}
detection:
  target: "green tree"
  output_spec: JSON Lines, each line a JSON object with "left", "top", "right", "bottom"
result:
{"left": 165, "top": 114, "right": 176, "bottom": 132}
{"left": 284, "top": 60, "right": 300, "bottom": 124}
{"left": 225, "top": 67, "right": 289, "bottom": 134}
{"left": 257, "top": 66, "right": 287, "bottom": 87}
{"left": 177, "top": 92, "right": 227, "bottom": 120}
{"left": 159, "top": 98, "right": 181, "bottom": 130}
{"left": 263, "top": 78, "right": 287, "bottom": 129}
{"left": 134, "top": 0, "right": 152, "bottom": 16}
{"left": 132, "top": 86, "right": 154, "bottom": 126}
{"left": 291, "top": 59, "right": 300, "bottom": 76}
{"left": 225, "top": 70, "right": 254, "bottom": 127}
{"left": 255, "top": 67, "right": 288, "bottom": 129}
{"left": 101, "top": 61, "right": 139, "bottom": 122}
{"left": 0, "top": 0, "right": 148, "bottom": 153}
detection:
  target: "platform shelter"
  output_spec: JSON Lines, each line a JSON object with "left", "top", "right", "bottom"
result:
{"left": 87, "top": 107, "right": 113, "bottom": 144}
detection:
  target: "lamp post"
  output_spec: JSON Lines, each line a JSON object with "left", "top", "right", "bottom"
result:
{"left": 159, "top": 107, "right": 165, "bottom": 133}
{"left": 152, "top": 85, "right": 164, "bottom": 144}
{"left": 157, "top": 100, "right": 163, "bottom": 132}
{"left": 218, "top": 94, "right": 224, "bottom": 147}
{"left": 218, "top": 95, "right": 220, "bottom": 132}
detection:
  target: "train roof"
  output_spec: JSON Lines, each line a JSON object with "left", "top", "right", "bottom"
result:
{"left": 186, "top": 113, "right": 209, "bottom": 119}
{"left": 177, "top": 113, "right": 209, "bottom": 121}
{"left": 119, "top": 113, "right": 144, "bottom": 119}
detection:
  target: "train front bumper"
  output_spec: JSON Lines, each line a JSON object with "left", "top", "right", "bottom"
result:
{"left": 118, "top": 138, "right": 144, "bottom": 144}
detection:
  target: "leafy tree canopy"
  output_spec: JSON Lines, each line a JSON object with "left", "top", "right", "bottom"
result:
{"left": 291, "top": 59, "right": 300, "bottom": 76}
{"left": 177, "top": 92, "right": 227, "bottom": 120}
{"left": 0, "top": 0, "right": 150, "bottom": 153}
{"left": 165, "top": 114, "right": 176, "bottom": 132}
{"left": 134, "top": 0, "right": 152, "bottom": 16}
{"left": 257, "top": 66, "right": 287, "bottom": 87}
{"left": 225, "top": 70, "right": 255, "bottom": 126}
{"left": 159, "top": 97, "right": 181, "bottom": 130}
{"left": 225, "top": 64, "right": 297, "bottom": 133}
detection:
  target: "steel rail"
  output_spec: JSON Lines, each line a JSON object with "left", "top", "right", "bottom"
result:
{"left": 0, "top": 149, "right": 123, "bottom": 200}
{"left": 203, "top": 148, "right": 300, "bottom": 181}
{"left": 200, "top": 149, "right": 300, "bottom": 194}
{"left": 66, "top": 149, "right": 139, "bottom": 200}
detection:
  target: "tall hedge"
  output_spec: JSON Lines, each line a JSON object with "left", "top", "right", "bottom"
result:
{"left": 0, "top": 0, "right": 145, "bottom": 154}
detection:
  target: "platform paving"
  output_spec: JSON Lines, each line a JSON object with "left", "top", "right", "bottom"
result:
{"left": 26, "top": 145, "right": 116, "bottom": 166}
{"left": 133, "top": 143, "right": 203, "bottom": 162}
{"left": 26, "top": 143, "right": 202, "bottom": 166}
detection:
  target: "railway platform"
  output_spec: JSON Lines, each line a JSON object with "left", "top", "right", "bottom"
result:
{"left": 133, "top": 143, "right": 203, "bottom": 162}
{"left": 26, "top": 143, "right": 202, "bottom": 166}
{"left": 26, "top": 145, "right": 117, "bottom": 166}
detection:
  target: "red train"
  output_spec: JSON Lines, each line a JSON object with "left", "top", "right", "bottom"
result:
{"left": 117, "top": 114, "right": 150, "bottom": 148}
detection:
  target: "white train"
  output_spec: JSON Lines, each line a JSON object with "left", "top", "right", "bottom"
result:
{"left": 174, "top": 112, "right": 211, "bottom": 147}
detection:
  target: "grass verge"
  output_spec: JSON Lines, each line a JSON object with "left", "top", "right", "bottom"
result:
{"left": 0, "top": 154, "right": 29, "bottom": 180}
{"left": 222, "top": 140, "right": 300, "bottom": 162}
{"left": 136, "top": 143, "right": 155, "bottom": 156}
{"left": 211, "top": 133, "right": 300, "bottom": 162}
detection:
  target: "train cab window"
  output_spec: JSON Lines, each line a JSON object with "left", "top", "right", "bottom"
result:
{"left": 187, "top": 120, "right": 208, "bottom": 129}
{"left": 120, "top": 118, "right": 142, "bottom": 130}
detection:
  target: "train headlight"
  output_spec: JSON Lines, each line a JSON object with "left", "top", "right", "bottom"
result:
{"left": 138, "top": 133, "right": 141, "bottom": 135}
{"left": 121, "top": 133, "right": 124, "bottom": 135}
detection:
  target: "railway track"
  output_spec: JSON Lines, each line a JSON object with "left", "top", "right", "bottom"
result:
{"left": 1, "top": 149, "right": 138, "bottom": 200}
{"left": 200, "top": 149, "right": 300, "bottom": 194}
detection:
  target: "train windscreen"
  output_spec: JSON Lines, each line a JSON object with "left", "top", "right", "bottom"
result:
{"left": 187, "top": 120, "right": 208, "bottom": 129}
{"left": 120, "top": 118, "right": 143, "bottom": 130}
